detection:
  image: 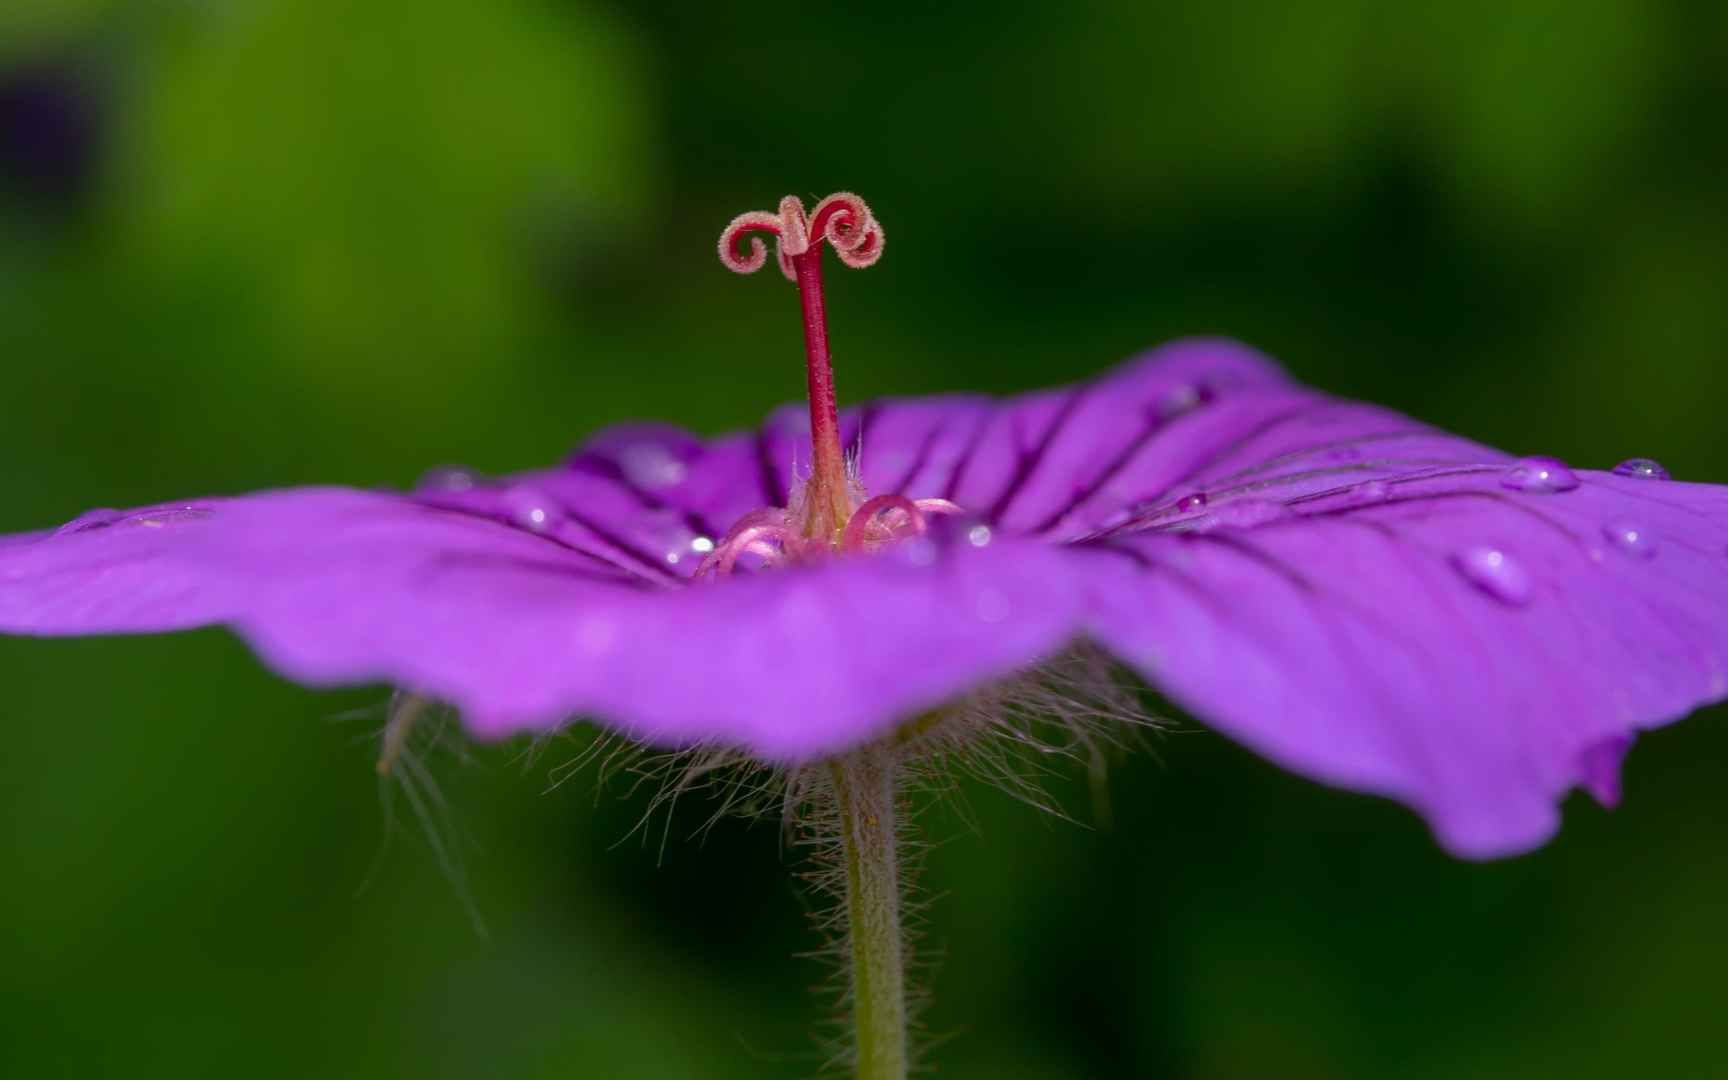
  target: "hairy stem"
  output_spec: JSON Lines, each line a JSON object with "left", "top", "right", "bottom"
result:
{"left": 829, "top": 749, "right": 908, "bottom": 1080}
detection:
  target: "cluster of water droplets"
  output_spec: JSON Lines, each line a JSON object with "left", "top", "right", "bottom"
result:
{"left": 419, "top": 466, "right": 566, "bottom": 535}
{"left": 1447, "top": 454, "right": 1673, "bottom": 607}
{"left": 416, "top": 462, "right": 723, "bottom": 572}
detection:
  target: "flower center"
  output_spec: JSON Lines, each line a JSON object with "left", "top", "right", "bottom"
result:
{"left": 704, "top": 193, "right": 961, "bottom": 580}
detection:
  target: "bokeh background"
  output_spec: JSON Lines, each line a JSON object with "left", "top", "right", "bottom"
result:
{"left": 3, "top": 2, "right": 1725, "bottom": 1077}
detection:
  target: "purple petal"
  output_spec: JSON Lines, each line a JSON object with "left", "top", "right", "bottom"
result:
{"left": 4, "top": 338, "right": 1726, "bottom": 861}
{"left": 1577, "top": 735, "right": 1634, "bottom": 809}
{"left": 1076, "top": 467, "right": 1728, "bottom": 858}
{"left": 0, "top": 487, "right": 1084, "bottom": 761}
{"left": 836, "top": 339, "right": 1505, "bottom": 539}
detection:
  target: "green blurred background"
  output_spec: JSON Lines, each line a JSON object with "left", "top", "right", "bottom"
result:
{"left": 2, "top": 2, "right": 1725, "bottom": 1076}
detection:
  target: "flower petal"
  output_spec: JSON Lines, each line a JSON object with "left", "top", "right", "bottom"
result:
{"left": 830, "top": 338, "right": 1513, "bottom": 540}
{"left": 5, "top": 338, "right": 1726, "bottom": 862}
{"left": 1076, "top": 468, "right": 1728, "bottom": 858}
{"left": 0, "top": 487, "right": 1085, "bottom": 760}
{"left": 0, "top": 486, "right": 656, "bottom": 674}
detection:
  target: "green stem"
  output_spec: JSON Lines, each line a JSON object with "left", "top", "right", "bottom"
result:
{"left": 829, "top": 750, "right": 908, "bottom": 1080}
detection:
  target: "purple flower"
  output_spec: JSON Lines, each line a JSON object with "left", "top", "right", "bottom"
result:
{"left": 4, "top": 196, "right": 1727, "bottom": 864}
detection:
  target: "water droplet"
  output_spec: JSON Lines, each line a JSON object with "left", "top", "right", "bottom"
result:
{"left": 1501, "top": 456, "right": 1579, "bottom": 494}
{"left": 690, "top": 536, "right": 715, "bottom": 554}
{"left": 618, "top": 443, "right": 688, "bottom": 489}
{"left": 1156, "top": 382, "right": 1211, "bottom": 420}
{"left": 966, "top": 524, "right": 993, "bottom": 548}
{"left": 124, "top": 506, "right": 214, "bottom": 528}
{"left": 1601, "top": 519, "right": 1656, "bottom": 559}
{"left": 501, "top": 487, "right": 560, "bottom": 533}
{"left": 1451, "top": 546, "right": 1534, "bottom": 607}
{"left": 1346, "top": 479, "right": 1391, "bottom": 506}
{"left": 1611, "top": 457, "right": 1669, "bottom": 481}
{"left": 54, "top": 508, "right": 123, "bottom": 536}
{"left": 1175, "top": 492, "right": 1208, "bottom": 513}
{"left": 1196, "top": 498, "right": 1292, "bottom": 531}
{"left": 418, "top": 465, "right": 481, "bottom": 493}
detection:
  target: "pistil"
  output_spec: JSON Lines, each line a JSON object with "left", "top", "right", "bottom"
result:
{"left": 789, "top": 236, "right": 852, "bottom": 539}
{"left": 721, "top": 193, "right": 885, "bottom": 542}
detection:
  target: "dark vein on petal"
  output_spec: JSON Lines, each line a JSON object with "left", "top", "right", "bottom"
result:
{"left": 562, "top": 507, "right": 686, "bottom": 584}
{"left": 1318, "top": 489, "right": 1586, "bottom": 544}
{"left": 1080, "top": 463, "right": 1498, "bottom": 542}
{"left": 941, "top": 406, "right": 998, "bottom": 503}
{"left": 1129, "top": 398, "right": 1335, "bottom": 508}
{"left": 1579, "top": 476, "right": 1728, "bottom": 525}
{"left": 891, "top": 422, "right": 946, "bottom": 497}
{"left": 1179, "top": 531, "right": 1316, "bottom": 593}
{"left": 986, "top": 386, "right": 1088, "bottom": 525}
{"left": 1028, "top": 406, "right": 1165, "bottom": 535}
{"left": 424, "top": 552, "right": 652, "bottom": 591}
{"left": 412, "top": 503, "right": 671, "bottom": 586}
{"left": 1212, "top": 428, "right": 1460, "bottom": 486}
{"left": 567, "top": 457, "right": 722, "bottom": 541}
{"left": 1077, "top": 538, "right": 1278, "bottom": 629}
{"left": 1278, "top": 464, "right": 1503, "bottom": 509}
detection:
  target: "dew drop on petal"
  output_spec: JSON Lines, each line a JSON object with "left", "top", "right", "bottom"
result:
{"left": 691, "top": 536, "right": 715, "bottom": 554}
{"left": 1611, "top": 457, "right": 1669, "bottom": 481}
{"left": 1451, "top": 545, "right": 1534, "bottom": 607}
{"left": 1346, "top": 479, "right": 1391, "bottom": 506}
{"left": 1156, "top": 382, "right": 1211, "bottom": 420}
{"left": 418, "top": 465, "right": 482, "bottom": 493}
{"left": 1501, "top": 456, "right": 1579, "bottom": 494}
{"left": 1601, "top": 519, "right": 1656, "bottom": 559}
{"left": 1196, "top": 498, "right": 1292, "bottom": 531}
{"left": 1175, "top": 492, "right": 1208, "bottom": 513}
{"left": 966, "top": 524, "right": 993, "bottom": 548}
{"left": 501, "top": 487, "right": 560, "bottom": 532}
{"left": 55, "top": 508, "right": 123, "bottom": 536}
{"left": 618, "top": 443, "right": 688, "bottom": 489}
{"left": 124, "top": 506, "right": 215, "bottom": 528}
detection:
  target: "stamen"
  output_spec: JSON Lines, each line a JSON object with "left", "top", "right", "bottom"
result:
{"left": 693, "top": 523, "right": 804, "bottom": 580}
{"left": 841, "top": 494, "right": 928, "bottom": 553}
{"left": 720, "top": 193, "right": 885, "bottom": 542}
{"left": 912, "top": 498, "right": 964, "bottom": 519}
